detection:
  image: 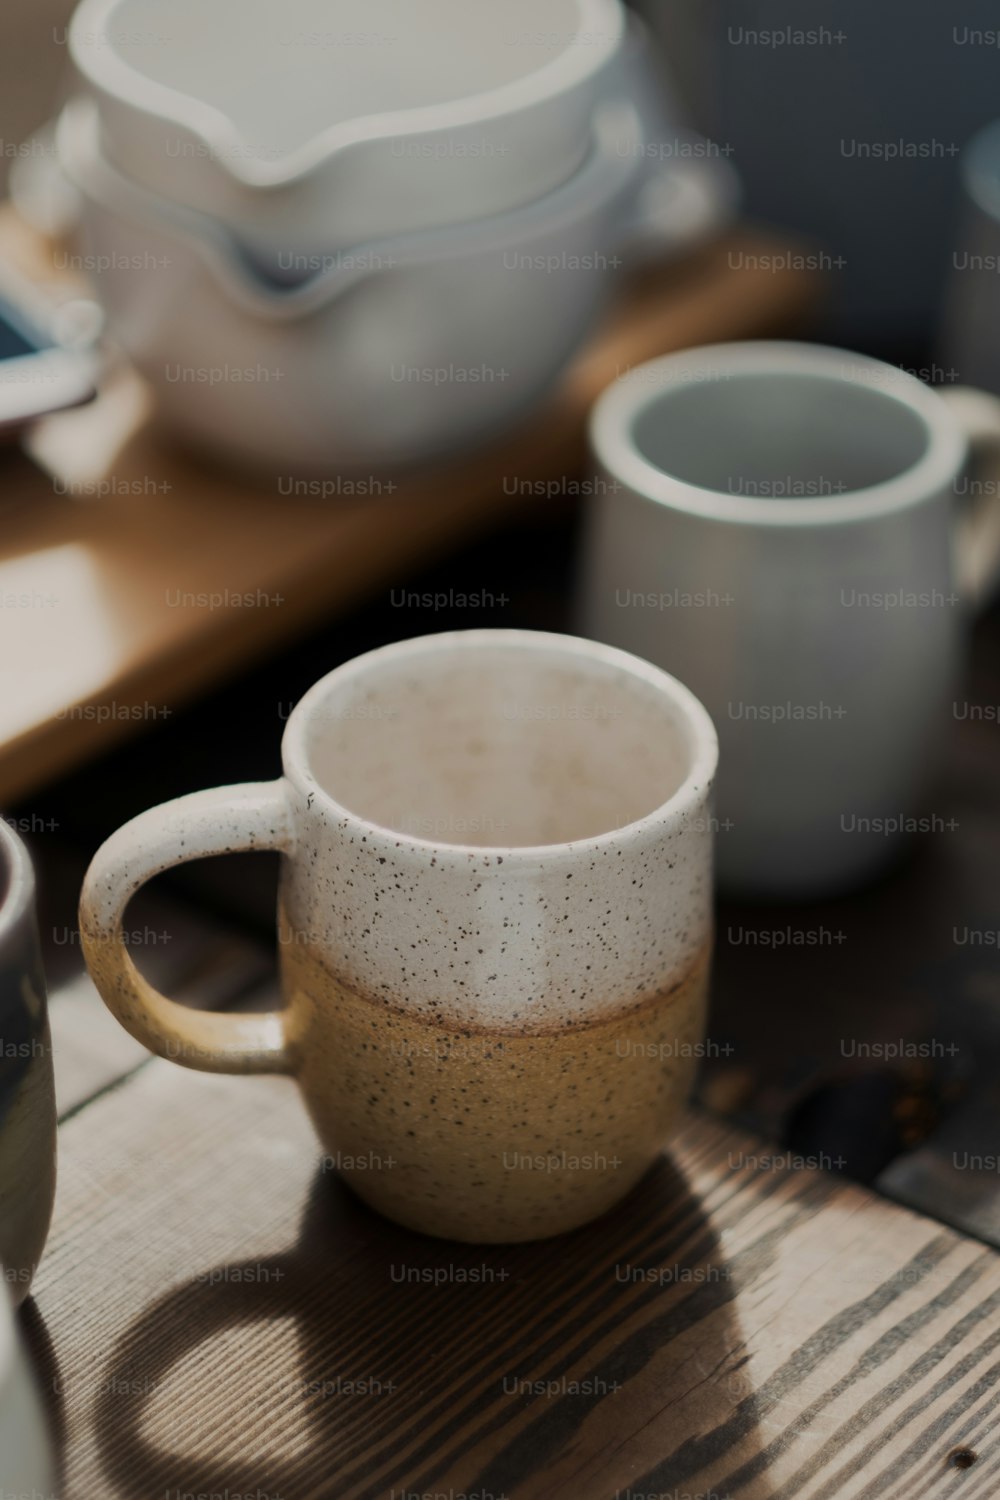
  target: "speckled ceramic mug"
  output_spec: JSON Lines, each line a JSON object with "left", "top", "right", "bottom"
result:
{"left": 79, "top": 631, "right": 717, "bottom": 1242}
{"left": 0, "top": 820, "right": 57, "bottom": 1304}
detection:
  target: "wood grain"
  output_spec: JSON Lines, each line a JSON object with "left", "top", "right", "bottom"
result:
{"left": 0, "top": 210, "right": 820, "bottom": 805}
{"left": 23, "top": 1054, "right": 1000, "bottom": 1500}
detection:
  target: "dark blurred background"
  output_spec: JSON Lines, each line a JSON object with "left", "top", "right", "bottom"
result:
{"left": 638, "top": 0, "right": 1000, "bottom": 358}
{"left": 6, "top": 0, "right": 1000, "bottom": 357}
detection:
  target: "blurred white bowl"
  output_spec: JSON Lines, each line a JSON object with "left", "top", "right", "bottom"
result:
{"left": 60, "top": 93, "right": 657, "bottom": 472}
{"left": 69, "top": 0, "right": 627, "bottom": 258}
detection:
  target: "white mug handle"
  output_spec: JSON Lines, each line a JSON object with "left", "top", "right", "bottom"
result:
{"left": 939, "top": 386, "right": 1000, "bottom": 609}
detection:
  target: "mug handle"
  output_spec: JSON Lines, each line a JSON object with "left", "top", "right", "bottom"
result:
{"left": 79, "top": 782, "right": 295, "bottom": 1075}
{"left": 939, "top": 386, "right": 1000, "bottom": 608}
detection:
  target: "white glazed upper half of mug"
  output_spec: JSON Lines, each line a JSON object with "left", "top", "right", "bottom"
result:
{"left": 277, "top": 630, "right": 717, "bottom": 1027}
{"left": 591, "top": 341, "right": 967, "bottom": 528}
{"left": 69, "top": 0, "right": 625, "bottom": 186}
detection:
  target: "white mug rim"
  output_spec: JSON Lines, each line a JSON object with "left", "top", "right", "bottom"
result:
{"left": 591, "top": 341, "right": 966, "bottom": 528}
{"left": 281, "top": 629, "right": 718, "bottom": 863}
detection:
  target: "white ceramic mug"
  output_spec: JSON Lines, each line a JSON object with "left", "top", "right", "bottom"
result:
{"left": 578, "top": 341, "right": 1000, "bottom": 898}
{"left": 80, "top": 630, "right": 717, "bottom": 1243}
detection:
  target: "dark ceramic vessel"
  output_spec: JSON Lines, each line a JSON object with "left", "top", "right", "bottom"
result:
{"left": 0, "top": 820, "right": 56, "bottom": 1305}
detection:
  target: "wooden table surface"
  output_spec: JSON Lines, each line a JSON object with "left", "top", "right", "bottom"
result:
{"left": 12, "top": 847, "right": 998, "bottom": 1500}
{"left": 26, "top": 962, "right": 1000, "bottom": 1500}
{"left": 0, "top": 210, "right": 818, "bottom": 806}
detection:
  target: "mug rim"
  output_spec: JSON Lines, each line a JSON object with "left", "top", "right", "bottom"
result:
{"left": 70, "top": 0, "right": 625, "bottom": 192}
{"left": 590, "top": 341, "right": 966, "bottom": 528}
{"left": 281, "top": 629, "right": 718, "bottom": 861}
{"left": 0, "top": 819, "right": 34, "bottom": 957}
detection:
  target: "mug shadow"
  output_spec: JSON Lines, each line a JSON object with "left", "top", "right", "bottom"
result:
{"left": 91, "top": 1156, "right": 770, "bottom": 1500}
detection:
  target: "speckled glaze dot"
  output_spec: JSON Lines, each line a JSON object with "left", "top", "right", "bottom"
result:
{"left": 80, "top": 630, "right": 718, "bottom": 1244}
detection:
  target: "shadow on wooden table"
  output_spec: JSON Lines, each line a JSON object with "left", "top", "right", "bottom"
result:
{"left": 16, "top": 1296, "right": 66, "bottom": 1461}
{"left": 60, "top": 1155, "right": 770, "bottom": 1500}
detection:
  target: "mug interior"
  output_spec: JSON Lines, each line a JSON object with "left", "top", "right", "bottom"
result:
{"left": 299, "top": 636, "right": 701, "bottom": 847}
{"left": 631, "top": 371, "right": 930, "bottom": 498}
{"left": 106, "top": 0, "right": 588, "bottom": 153}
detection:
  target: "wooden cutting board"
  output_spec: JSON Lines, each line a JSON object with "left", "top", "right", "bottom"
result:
{"left": 0, "top": 210, "right": 820, "bottom": 805}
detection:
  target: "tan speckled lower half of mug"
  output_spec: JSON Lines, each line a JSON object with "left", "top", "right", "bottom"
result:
{"left": 284, "top": 936, "right": 711, "bottom": 1242}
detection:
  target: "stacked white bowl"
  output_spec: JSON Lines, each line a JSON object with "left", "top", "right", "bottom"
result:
{"left": 59, "top": 0, "right": 737, "bottom": 474}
